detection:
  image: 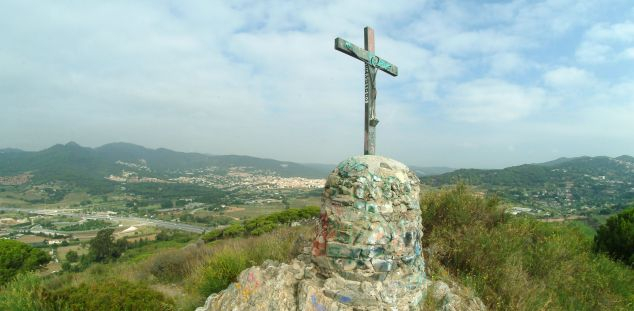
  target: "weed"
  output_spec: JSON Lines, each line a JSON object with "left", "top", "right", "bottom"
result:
{"left": 421, "top": 184, "right": 634, "bottom": 310}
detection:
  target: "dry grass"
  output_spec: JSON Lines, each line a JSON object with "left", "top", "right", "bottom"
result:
{"left": 184, "top": 225, "right": 314, "bottom": 307}
{"left": 16, "top": 235, "right": 47, "bottom": 244}
{"left": 421, "top": 184, "right": 634, "bottom": 311}
{"left": 0, "top": 196, "right": 30, "bottom": 207}
{"left": 56, "top": 245, "right": 87, "bottom": 261}
{"left": 3, "top": 220, "right": 315, "bottom": 310}
{"left": 64, "top": 225, "right": 315, "bottom": 309}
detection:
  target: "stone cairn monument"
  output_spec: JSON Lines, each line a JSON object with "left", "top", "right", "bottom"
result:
{"left": 197, "top": 27, "right": 484, "bottom": 311}
{"left": 197, "top": 155, "right": 426, "bottom": 310}
{"left": 309, "top": 155, "right": 427, "bottom": 308}
{"left": 196, "top": 156, "right": 483, "bottom": 310}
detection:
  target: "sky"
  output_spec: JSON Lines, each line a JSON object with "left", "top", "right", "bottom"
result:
{"left": 1, "top": 0, "right": 634, "bottom": 168}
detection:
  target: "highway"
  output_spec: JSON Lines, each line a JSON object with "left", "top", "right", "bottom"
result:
{"left": 0, "top": 207, "right": 211, "bottom": 234}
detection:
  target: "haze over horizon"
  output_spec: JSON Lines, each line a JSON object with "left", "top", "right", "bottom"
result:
{"left": 4, "top": 140, "right": 633, "bottom": 171}
{"left": 2, "top": 1, "right": 634, "bottom": 169}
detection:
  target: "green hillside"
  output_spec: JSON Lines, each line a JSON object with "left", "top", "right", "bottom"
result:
{"left": 421, "top": 156, "right": 634, "bottom": 214}
{"left": 410, "top": 165, "right": 455, "bottom": 176}
{"left": 0, "top": 142, "right": 329, "bottom": 188}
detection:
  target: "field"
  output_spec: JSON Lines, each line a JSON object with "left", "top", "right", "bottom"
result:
{"left": 42, "top": 261, "right": 61, "bottom": 275}
{"left": 209, "top": 205, "right": 286, "bottom": 219}
{"left": 56, "top": 245, "right": 88, "bottom": 261}
{"left": 17, "top": 235, "right": 47, "bottom": 244}
{"left": 185, "top": 196, "right": 320, "bottom": 222}
{"left": 228, "top": 196, "right": 320, "bottom": 218}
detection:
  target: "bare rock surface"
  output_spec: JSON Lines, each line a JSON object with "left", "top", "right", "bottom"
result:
{"left": 196, "top": 156, "right": 486, "bottom": 311}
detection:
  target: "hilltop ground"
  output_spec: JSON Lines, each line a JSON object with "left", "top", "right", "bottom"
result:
{"left": 0, "top": 185, "right": 632, "bottom": 310}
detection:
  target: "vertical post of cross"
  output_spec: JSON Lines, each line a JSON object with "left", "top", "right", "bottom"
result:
{"left": 364, "top": 27, "right": 377, "bottom": 155}
{"left": 334, "top": 27, "right": 398, "bottom": 156}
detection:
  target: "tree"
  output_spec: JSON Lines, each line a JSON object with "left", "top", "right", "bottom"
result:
{"left": 155, "top": 230, "right": 170, "bottom": 241}
{"left": 160, "top": 200, "right": 173, "bottom": 209}
{"left": 202, "top": 229, "right": 223, "bottom": 242}
{"left": 88, "top": 228, "right": 119, "bottom": 262}
{"left": 66, "top": 250, "right": 79, "bottom": 263}
{"left": 594, "top": 207, "right": 634, "bottom": 266}
{"left": 0, "top": 240, "right": 50, "bottom": 284}
{"left": 115, "top": 238, "right": 129, "bottom": 255}
{"left": 222, "top": 223, "right": 246, "bottom": 237}
{"left": 61, "top": 261, "right": 72, "bottom": 271}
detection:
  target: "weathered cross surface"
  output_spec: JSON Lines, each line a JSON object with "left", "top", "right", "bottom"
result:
{"left": 335, "top": 27, "right": 398, "bottom": 155}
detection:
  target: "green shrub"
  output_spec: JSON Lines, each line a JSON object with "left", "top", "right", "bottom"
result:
{"left": 44, "top": 279, "right": 175, "bottom": 311}
{"left": 201, "top": 229, "right": 223, "bottom": 242}
{"left": 204, "top": 206, "right": 320, "bottom": 242}
{"left": 155, "top": 230, "right": 196, "bottom": 243}
{"left": 88, "top": 228, "right": 128, "bottom": 263}
{"left": 421, "top": 184, "right": 634, "bottom": 310}
{"left": 421, "top": 183, "right": 506, "bottom": 240}
{"left": 65, "top": 250, "right": 79, "bottom": 263}
{"left": 193, "top": 226, "right": 308, "bottom": 297}
{"left": 594, "top": 207, "right": 634, "bottom": 266}
{"left": 0, "top": 272, "right": 46, "bottom": 311}
{"left": 222, "top": 222, "right": 246, "bottom": 237}
{"left": 250, "top": 222, "right": 278, "bottom": 236}
{"left": 59, "top": 219, "right": 113, "bottom": 231}
{"left": 198, "top": 248, "right": 249, "bottom": 295}
{"left": 0, "top": 240, "right": 50, "bottom": 285}
{"left": 0, "top": 225, "right": 312, "bottom": 311}
{"left": 148, "top": 244, "right": 212, "bottom": 283}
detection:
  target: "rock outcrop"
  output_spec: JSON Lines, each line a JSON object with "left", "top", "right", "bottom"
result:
{"left": 196, "top": 156, "right": 485, "bottom": 311}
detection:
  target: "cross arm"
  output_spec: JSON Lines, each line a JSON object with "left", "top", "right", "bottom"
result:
{"left": 334, "top": 37, "right": 398, "bottom": 77}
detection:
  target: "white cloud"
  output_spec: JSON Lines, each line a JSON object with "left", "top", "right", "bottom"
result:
{"left": 436, "top": 30, "right": 526, "bottom": 56}
{"left": 510, "top": 0, "right": 604, "bottom": 35}
{"left": 586, "top": 21, "right": 634, "bottom": 43}
{"left": 443, "top": 79, "right": 547, "bottom": 123}
{"left": 489, "top": 52, "right": 530, "bottom": 76}
{"left": 1, "top": 0, "right": 634, "bottom": 167}
{"left": 620, "top": 47, "right": 634, "bottom": 60}
{"left": 575, "top": 42, "right": 612, "bottom": 63}
{"left": 576, "top": 20, "right": 634, "bottom": 63}
{"left": 543, "top": 67, "right": 597, "bottom": 89}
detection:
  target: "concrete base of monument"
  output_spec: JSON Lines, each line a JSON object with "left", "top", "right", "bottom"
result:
{"left": 196, "top": 156, "right": 486, "bottom": 311}
{"left": 195, "top": 254, "right": 485, "bottom": 311}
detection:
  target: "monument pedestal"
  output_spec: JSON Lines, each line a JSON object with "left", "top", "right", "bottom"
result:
{"left": 197, "top": 156, "right": 484, "bottom": 311}
{"left": 309, "top": 155, "right": 426, "bottom": 309}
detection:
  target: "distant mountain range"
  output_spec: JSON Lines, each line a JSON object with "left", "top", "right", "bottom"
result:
{"left": 0, "top": 142, "right": 456, "bottom": 185}
{"left": 4, "top": 142, "right": 633, "bottom": 212}
{"left": 410, "top": 166, "right": 455, "bottom": 177}
{"left": 0, "top": 142, "right": 330, "bottom": 184}
{"left": 421, "top": 155, "right": 634, "bottom": 211}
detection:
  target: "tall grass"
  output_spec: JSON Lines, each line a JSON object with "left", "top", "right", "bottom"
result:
{"left": 421, "top": 184, "right": 634, "bottom": 310}
{"left": 0, "top": 272, "right": 175, "bottom": 311}
{"left": 189, "top": 226, "right": 312, "bottom": 299}
{"left": 0, "top": 219, "right": 313, "bottom": 311}
{"left": 0, "top": 273, "right": 46, "bottom": 311}
{"left": 43, "top": 278, "right": 175, "bottom": 311}
{"left": 119, "top": 225, "right": 314, "bottom": 309}
{"left": 147, "top": 243, "right": 214, "bottom": 283}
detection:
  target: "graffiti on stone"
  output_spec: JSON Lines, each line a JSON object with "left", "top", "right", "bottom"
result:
{"left": 197, "top": 156, "right": 465, "bottom": 311}
{"left": 310, "top": 294, "right": 327, "bottom": 311}
{"left": 313, "top": 155, "right": 425, "bottom": 293}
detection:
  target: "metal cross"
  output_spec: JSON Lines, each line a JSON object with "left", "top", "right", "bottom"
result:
{"left": 335, "top": 27, "right": 398, "bottom": 155}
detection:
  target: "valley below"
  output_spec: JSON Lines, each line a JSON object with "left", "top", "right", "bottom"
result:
{"left": 0, "top": 143, "right": 632, "bottom": 310}
{"left": 3, "top": 143, "right": 633, "bottom": 248}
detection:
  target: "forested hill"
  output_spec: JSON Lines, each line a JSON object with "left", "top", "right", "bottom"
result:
{"left": 410, "top": 165, "right": 455, "bottom": 177}
{"left": 0, "top": 142, "right": 330, "bottom": 185}
{"left": 421, "top": 155, "right": 634, "bottom": 211}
